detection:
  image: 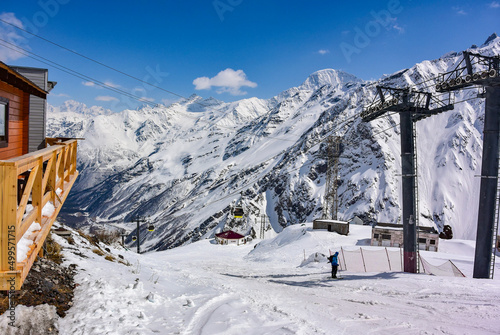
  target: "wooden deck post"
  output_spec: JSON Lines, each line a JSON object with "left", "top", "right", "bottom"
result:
{"left": 32, "top": 157, "right": 43, "bottom": 228}
{"left": 0, "top": 163, "right": 18, "bottom": 289}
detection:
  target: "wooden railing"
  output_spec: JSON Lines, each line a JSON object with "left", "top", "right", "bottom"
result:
{"left": 0, "top": 138, "right": 78, "bottom": 290}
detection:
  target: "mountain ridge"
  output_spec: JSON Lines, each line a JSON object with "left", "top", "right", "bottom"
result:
{"left": 47, "top": 34, "right": 500, "bottom": 251}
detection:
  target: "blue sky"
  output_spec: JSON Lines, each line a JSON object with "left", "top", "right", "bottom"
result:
{"left": 0, "top": 0, "right": 499, "bottom": 111}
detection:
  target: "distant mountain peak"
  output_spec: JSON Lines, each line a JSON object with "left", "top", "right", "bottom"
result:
{"left": 49, "top": 99, "right": 113, "bottom": 116}
{"left": 300, "top": 69, "right": 362, "bottom": 90}
{"left": 483, "top": 32, "right": 498, "bottom": 46}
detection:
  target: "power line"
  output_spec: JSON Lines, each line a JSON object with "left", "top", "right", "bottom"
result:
{"left": 200, "top": 90, "right": 484, "bottom": 208}
{"left": 0, "top": 38, "right": 302, "bottom": 145}
{"left": 1, "top": 19, "right": 471, "bottom": 147}
{"left": 0, "top": 18, "right": 187, "bottom": 101}
{"left": 0, "top": 19, "right": 301, "bottom": 143}
{"left": 0, "top": 39, "right": 158, "bottom": 105}
{"left": 1, "top": 22, "right": 484, "bottom": 213}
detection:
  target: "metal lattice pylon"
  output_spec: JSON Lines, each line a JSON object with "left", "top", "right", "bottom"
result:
{"left": 322, "top": 136, "right": 342, "bottom": 220}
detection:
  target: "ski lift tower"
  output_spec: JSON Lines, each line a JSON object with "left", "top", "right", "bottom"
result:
{"left": 436, "top": 51, "right": 500, "bottom": 279}
{"left": 322, "top": 136, "right": 342, "bottom": 220}
{"left": 361, "top": 86, "right": 454, "bottom": 273}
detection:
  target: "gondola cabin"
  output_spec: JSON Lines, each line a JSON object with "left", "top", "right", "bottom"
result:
{"left": 147, "top": 224, "right": 155, "bottom": 232}
{"left": 233, "top": 206, "right": 244, "bottom": 218}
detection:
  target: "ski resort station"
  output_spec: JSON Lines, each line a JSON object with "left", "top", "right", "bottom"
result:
{"left": 0, "top": 29, "right": 499, "bottom": 333}
{"left": 214, "top": 230, "right": 251, "bottom": 245}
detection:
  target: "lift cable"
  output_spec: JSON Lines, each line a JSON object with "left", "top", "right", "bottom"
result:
{"left": 0, "top": 39, "right": 158, "bottom": 105}
{"left": 0, "top": 39, "right": 302, "bottom": 144}
{"left": 0, "top": 18, "right": 188, "bottom": 101}
{"left": 201, "top": 92, "right": 482, "bottom": 208}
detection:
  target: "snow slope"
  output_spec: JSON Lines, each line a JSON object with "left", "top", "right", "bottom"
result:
{"left": 2, "top": 223, "right": 498, "bottom": 334}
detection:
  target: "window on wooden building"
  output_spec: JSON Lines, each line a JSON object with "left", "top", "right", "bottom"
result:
{"left": 0, "top": 97, "right": 8, "bottom": 148}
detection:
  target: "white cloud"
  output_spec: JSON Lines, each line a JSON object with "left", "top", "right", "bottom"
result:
{"left": 0, "top": 12, "right": 28, "bottom": 62}
{"left": 193, "top": 68, "right": 257, "bottom": 96}
{"left": 490, "top": 1, "right": 500, "bottom": 8}
{"left": 453, "top": 7, "right": 467, "bottom": 15}
{"left": 83, "top": 80, "right": 121, "bottom": 89}
{"left": 104, "top": 80, "right": 120, "bottom": 88}
{"left": 95, "top": 96, "right": 118, "bottom": 102}
{"left": 318, "top": 49, "right": 330, "bottom": 55}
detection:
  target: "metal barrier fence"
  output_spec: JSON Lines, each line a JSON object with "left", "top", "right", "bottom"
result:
{"left": 338, "top": 247, "right": 465, "bottom": 277}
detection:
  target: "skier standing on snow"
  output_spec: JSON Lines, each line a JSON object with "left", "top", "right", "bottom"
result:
{"left": 328, "top": 252, "right": 339, "bottom": 278}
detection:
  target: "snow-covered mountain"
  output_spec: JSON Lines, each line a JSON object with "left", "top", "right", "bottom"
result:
{"left": 47, "top": 34, "right": 500, "bottom": 251}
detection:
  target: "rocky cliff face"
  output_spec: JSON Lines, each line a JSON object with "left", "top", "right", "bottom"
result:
{"left": 47, "top": 35, "right": 500, "bottom": 251}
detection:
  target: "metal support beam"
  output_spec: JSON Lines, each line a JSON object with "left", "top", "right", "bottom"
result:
{"left": 133, "top": 217, "right": 147, "bottom": 254}
{"left": 464, "top": 51, "right": 473, "bottom": 76}
{"left": 362, "top": 85, "right": 453, "bottom": 274}
{"left": 377, "top": 86, "right": 386, "bottom": 103}
{"left": 473, "top": 86, "right": 500, "bottom": 278}
{"left": 137, "top": 219, "right": 141, "bottom": 254}
{"left": 400, "top": 110, "right": 418, "bottom": 273}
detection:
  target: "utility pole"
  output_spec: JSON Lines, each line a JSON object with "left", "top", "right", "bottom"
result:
{"left": 121, "top": 230, "right": 128, "bottom": 247}
{"left": 260, "top": 214, "right": 266, "bottom": 239}
{"left": 132, "top": 216, "right": 147, "bottom": 254}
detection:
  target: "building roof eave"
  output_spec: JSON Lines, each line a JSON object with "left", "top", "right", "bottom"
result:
{"left": 0, "top": 61, "right": 47, "bottom": 98}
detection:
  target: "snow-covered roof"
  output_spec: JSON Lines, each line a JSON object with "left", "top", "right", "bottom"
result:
{"left": 215, "top": 230, "right": 245, "bottom": 240}
{"left": 314, "top": 219, "right": 349, "bottom": 225}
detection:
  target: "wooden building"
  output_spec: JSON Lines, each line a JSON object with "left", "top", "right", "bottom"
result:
{"left": 10, "top": 66, "right": 56, "bottom": 152}
{"left": 0, "top": 62, "right": 79, "bottom": 290}
{"left": 313, "top": 219, "right": 349, "bottom": 235}
{"left": 0, "top": 62, "right": 50, "bottom": 160}
{"left": 371, "top": 223, "right": 439, "bottom": 252}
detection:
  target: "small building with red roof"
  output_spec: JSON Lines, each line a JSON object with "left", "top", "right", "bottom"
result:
{"left": 215, "top": 230, "right": 249, "bottom": 245}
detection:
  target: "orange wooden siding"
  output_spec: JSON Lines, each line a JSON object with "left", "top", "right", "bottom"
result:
{"left": 0, "top": 80, "right": 30, "bottom": 160}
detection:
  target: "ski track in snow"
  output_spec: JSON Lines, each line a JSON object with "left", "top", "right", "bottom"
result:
{"left": 24, "top": 223, "right": 494, "bottom": 335}
{"left": 2, "top": 225, "right": 500, "bottom": 334}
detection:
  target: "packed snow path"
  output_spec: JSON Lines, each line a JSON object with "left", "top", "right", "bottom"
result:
{"left": 44, "top": 224, "right": 498, "bottom": 334}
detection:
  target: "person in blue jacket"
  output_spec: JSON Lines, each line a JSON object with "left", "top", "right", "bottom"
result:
{"left": 328, "top": 252, "right": 339, "bottom": 278}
